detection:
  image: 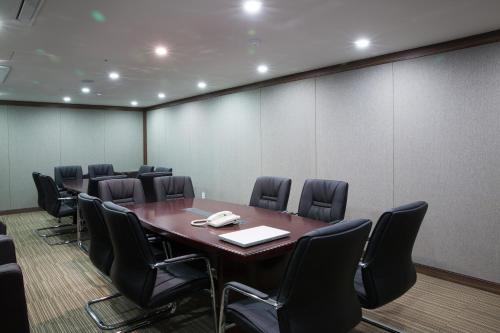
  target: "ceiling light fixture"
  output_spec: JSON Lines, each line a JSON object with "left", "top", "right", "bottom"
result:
{"left": 155, "top": 46, "right": 168, "bottom": 57}
{"left": 130, "top": 100, "right": 138, "bottom": 106}
{"left": 63, "top": 96, "right": 71, "bottom": 103}
{"left": 158, "top": 92, "right": 166, "bottom": 99}
{"left": 198, "top": 81, "right": 207, "bottom": 89}
{"left": 243, "top": 0, "right": 263, "bottom": 14}
{"left": 257, "top": 64, "right": 269, "bottom": 74}
{"left": 81, "top": 87, "right": 91, "bottom": 94}
{"left": 109, "top": 72, "right": 120, "bottom": 80}
{"left": 354, "top": 38, "right": 370, "bottom": 49}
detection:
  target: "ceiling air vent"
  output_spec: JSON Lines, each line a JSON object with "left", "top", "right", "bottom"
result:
{"left": 16, "top": 0, "right": 43, "bottom": 24}
{"left": 0, "top": 66, "right": 11, "bottom": 84}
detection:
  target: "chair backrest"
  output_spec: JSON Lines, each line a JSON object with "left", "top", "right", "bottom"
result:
{"left": 32, "top": 172, "right": 45, "bottom": 209}
{"left": 54, "top": 165, "right": 83, "bottom": 188}
{"left": 78, "top": 193, "right": 113, "bottom": 276}
{"left": 101, "top": 201, "right": 157, "bottom": 308}
{"left": 98, "top": 178, "right": 146, "bottom": 205}
{"left": 88, "top": 164, "right": 115, "bottom": 178}
{"left": 0, "top": 221, "right": 5, "bottom": 235}
{"left": 297, "top": 179, "right": 348, "bottom": 223}
{"left": 137, "top": 172, "right": 173, "bottom": 202}
{"left": 249, "top": 176, "right": 292, "bottom": 211}
{"left": 155, "top": 167, "right": 173, "bottom": 175}
{"left": 153, "top": 176, "right": 195, "bottom": 201}
{"left": 0, "top": 263, "right": 30, "bottom": 333}
{"left": 39, "top": 175, "right": 62, "bottom": 217}
{"left": 137, "top": 165, "right": 155, "bottom": 175}
{"left": 87, "top": 175, "right": 127, "bottom": 197}
{"left": 276, "top": 219, "right": 372, "bottom": 333}
{"left": 359, "top": 201, "right": 428, "bottom": 309}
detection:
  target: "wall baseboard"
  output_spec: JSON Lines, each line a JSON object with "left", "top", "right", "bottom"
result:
{"left": 415, "top": 263, "right": 500, "bottom": 295}
{"left": 0, "top": 207, "right": 41, "bottom": 216}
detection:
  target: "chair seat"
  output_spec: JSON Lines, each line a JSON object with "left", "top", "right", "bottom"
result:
{"left": 227, "top": 297, "right": 279, "bottom": 333}
{"left": 148, "top": 262, "right": 208, "bottom": 308}
{"left": 59, "top": 202, "right": 77, "bottom": 217}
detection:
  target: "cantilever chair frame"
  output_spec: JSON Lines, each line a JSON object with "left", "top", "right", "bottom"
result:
{"left": 85, "top": 253, "right": 217, "bottom": 332}
{"left": 35, "top": 196, "right": 78, "bottom": 245}
{"left": 219, "top": 283, "right": 282, "bottom": 333}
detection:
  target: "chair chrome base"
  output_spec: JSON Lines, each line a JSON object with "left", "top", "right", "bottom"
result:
{"left": 362, "top": 316, "right": 404, "bottom": 333}
{"left": 35, "top": 224, "right": 78, "bottom": 245}
{"left": 85, "top": 293, "right": 177, "bottom": 331}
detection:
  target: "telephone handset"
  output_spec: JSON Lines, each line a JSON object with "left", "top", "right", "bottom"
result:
{"left": 191, "top": 211, "right": 241, "bottom": 227}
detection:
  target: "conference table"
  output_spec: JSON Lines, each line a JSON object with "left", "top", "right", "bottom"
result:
{"left": 126, "top": 198, "right": 327, "bottom": 294}
{"left": 62, "top": 178, "right": 328, "bottom": 295}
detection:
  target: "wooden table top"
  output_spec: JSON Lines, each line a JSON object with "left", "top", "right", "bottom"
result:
{"left": 64, "top": 179, "right": 89, "bottom": 193}
{"left": 126, "top": 198, "right": 327, "bottom": 261}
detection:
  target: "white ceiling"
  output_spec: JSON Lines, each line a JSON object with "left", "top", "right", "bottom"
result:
{"left": 0, "top": 0, "right": 499, "bottom": 107}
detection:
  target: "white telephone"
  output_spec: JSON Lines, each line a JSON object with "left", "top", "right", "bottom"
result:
{"left": 191, "top": 211, "right": 241, "bottom": 228}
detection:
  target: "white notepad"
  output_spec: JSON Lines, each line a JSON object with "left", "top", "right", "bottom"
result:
{"left": 219, "top": 226, "right": 290, "bottom": 248}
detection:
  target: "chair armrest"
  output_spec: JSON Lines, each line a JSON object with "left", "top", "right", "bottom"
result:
{"left": 58, "top": 197, "right": 75, "bottom": 201}
{"left": 152, "top": 253, "right": 208, "bottom": 268}
{"left": 329, "top": 219, "right": 342, "bottom": 225}
{"left": 222, "top": 281, "right": 279, "bottom": 308}
{"left": 0, "top": 235, "right": 16, "bottom": 265}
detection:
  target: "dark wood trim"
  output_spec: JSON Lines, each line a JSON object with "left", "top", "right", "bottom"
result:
{"left": 142, "top": 111, "right": 148, "bottom": 164}
{"left": 0, "top": 207, "right": 41, "bottom": 216}
{"left": 145, "top": 28, "right": 500, "bottom": 111}
{"left": 0, "top": 99, "right": 140, "bottom": 112}
{"left": 415, "top": 263, "right": 500, "bottom": 295}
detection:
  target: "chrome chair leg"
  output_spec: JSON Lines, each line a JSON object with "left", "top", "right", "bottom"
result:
{"left": 86, "top": 293, "right": 177, "bottom": 331}
{"left": 362, "top": 316, "right": 404, "bottom": 333}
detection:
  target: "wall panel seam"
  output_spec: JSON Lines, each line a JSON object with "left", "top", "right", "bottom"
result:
{"left": 6, "top": 108, "right": 12, "bottom": 210}
{"left": 314, "top": 78, "right": 318, "bottom": 177}
{"left": 259, "top": 89, "right": 263, "bottom": 175}
{"left": 392, "top": 63, "right": 395, "bottom": 207}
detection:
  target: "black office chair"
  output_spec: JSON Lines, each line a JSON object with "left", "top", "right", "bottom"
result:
{"left": 0, "top": 235, "right": 30, "bottom": 333}
{"left": 155, "top": 167, "right": 173, "bottom": 174}
{"left": 249, "top": 176, "right": 292, "bottom": 211}
{"left": 98, "top": 178, "right": 146, "bottom": 205}
{"left": 219, "top": 219, "right": 372, "bottom": 333}
{"left": 88, "top": 164, "right": 115, "bottom": 178}
{"left": 54, "top": 165, "right": 83, "bottom": 190}
{"left": 0, "top": 221, "right": 5, "bottom": 235}
{"left": 154, "top": 176, "right": 195, "bottom": 201}
{"left": 32, "top": 172, "right": 45, "bottom": 210}
{"left": 138, "top": 172, "right": 173, "bottom": 202}
{"left": 137, "top": 165, "right": 155, "bottom": 176}
{"left": 35, "top": 175, "right": 78, "bottom": 245}
{"left": 86, "top": 202, "right": 217, "bottom": 331}
{"left": 87, "top": 174, "right": 127, "bottom": 197}
{"left": 78, "top": 194, "right": 113, "bottom": 276}
{"left": 297, "top": 179, "right": 348, "bottom": 223}
{"left": 354, "top": 201, "right": 428, "bottom": 333}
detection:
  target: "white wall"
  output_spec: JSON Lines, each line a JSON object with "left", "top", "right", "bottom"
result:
{"left": 147, "top": 42, "right": 500, "bottom": 283}
{"left": 0, "top": 106, "right": 143, "bottom": 210}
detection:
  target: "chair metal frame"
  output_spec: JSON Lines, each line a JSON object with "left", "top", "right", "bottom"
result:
{"left": 86, "top": 254, "right": 217, "bottom": 331}
{"left": 35, "top": 197, "right": 78, "bottom": 245}
{"left": 219, "top": 283, "right": 282, "bottom": 333}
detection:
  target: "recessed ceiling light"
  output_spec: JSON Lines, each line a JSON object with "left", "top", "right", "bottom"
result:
{"left": 354, "top": 38, "right": 370, "bottom": 49}
{"left": 130, "top": 100, "right": 138, "bottom": 106}
{"left": 198, "top": 81, "right": 207, "bottom": 89}
{"left": 158, "top": 92, "right": 166, "bottom": 99}
{"left": 63, "top": 96, "right": 71, "bottom": 103}
{"left": 257, "top": 64, "right": 269, "bottom": 74}
{"left": 81, "top": 87, "right": 91, "bottom": 94}
{"left": 243, "top": 1, "right": 263, "bottom": 14}
{"left": 108, "top": 72, "right": 120, "bottom": 80}
{"left": 155, "top": 46, "right": 168, "bottom": 57}
{"left": 96, "top": 92, "right": 103, "bottom": 96}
